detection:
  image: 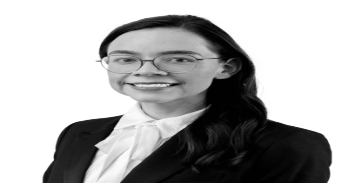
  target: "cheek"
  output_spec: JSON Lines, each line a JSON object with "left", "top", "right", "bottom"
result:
{"left": 183, "top": 71, "right": 216, "bottom": 91}
{"left": 108, "top": 75, "right": 124, "bottom": 92}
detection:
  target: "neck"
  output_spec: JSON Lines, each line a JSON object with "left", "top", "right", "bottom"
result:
{"left": 140, "top": 99, "right": 207, "bottom": 119}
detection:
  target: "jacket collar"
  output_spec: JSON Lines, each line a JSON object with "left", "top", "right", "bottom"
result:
{"left": 65, "top": 115, "right": 187, "bottom": 183}
{"left": 65, "top": 116, "right": 121, "bottom": 183}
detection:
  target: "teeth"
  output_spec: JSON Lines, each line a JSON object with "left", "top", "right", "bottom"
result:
{"left": 133, "top": 84, "right": 172, "bottom": 87}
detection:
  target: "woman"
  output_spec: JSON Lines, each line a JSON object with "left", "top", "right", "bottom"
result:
{"left": 43, "top": 15, "right": 331, "bottom": 183}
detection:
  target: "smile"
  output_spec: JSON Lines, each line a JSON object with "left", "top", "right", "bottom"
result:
{"left": 133, "top": 84, "right": 172, "bottom": 87}
{"left": 128, "top": 83, "right": 179, "bottom": 89}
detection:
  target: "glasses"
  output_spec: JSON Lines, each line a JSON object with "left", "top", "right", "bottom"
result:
{"left": 96, "top": 54, "right": 224, "bottom": 74}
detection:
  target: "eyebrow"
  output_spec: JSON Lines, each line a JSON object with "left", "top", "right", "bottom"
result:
{"left": 108, "top": 50, "right": 203, "bottom": 57}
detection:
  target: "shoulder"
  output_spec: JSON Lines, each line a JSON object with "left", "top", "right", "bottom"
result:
{"left": 67, "top": 115, "right": 122, "bottom": 131}
{"left": 247, "top": 120, "right": 332, "bottom": 182}
{"left": 55, "top": 116, "right": 122, "bottom": 143}
{"left": 256, "top": 120, "right": 331, "bottom": 152}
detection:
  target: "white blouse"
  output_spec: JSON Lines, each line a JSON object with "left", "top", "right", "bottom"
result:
{"left": 83, "top": 103, "right": 208, "bottom": 183}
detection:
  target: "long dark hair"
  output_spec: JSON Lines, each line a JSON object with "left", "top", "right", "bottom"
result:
{"left": 99, "top": 15, "right": 269, "bottom": 172}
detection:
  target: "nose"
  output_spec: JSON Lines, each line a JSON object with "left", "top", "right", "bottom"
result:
{"left": 131, "top": 61, "right": 168, "bottom": 76}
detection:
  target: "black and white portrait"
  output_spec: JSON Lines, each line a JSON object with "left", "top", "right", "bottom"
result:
{"left": 0, "top": 1, "right": 346, "bottom": 183}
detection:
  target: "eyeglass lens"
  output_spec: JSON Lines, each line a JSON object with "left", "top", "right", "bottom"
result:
{"left": 101, "top": 54, "right": 198, "bottom": 73}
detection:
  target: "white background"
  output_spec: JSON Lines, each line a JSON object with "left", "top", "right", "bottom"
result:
{"left": 0, "top": 0, "right": 347, "bottom": 182}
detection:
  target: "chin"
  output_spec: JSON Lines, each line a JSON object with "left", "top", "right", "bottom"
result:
{"left": 129, "top": 95, "right": 180, "bottom": 104}
{"left": 131, "top": 97, "right": 168, "bottom": 104}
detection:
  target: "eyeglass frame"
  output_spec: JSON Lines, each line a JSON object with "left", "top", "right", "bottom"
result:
{"left": 96, "top": 54, "right": 228, "bottom": 74}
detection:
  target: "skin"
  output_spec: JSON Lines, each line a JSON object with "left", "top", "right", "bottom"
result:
{"left": 106, "top": 28, "right": 241, "bottom": 119}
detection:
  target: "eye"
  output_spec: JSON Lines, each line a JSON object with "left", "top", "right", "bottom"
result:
{"left": 164, "top": 56, "right": 196, "bottom": 64}
{"left": 110, "top": 56, "right": 138, "bottom": 64}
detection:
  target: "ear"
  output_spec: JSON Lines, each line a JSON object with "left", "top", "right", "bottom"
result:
{"left": 214, "top": 58, "right": 242, "bottom": 79}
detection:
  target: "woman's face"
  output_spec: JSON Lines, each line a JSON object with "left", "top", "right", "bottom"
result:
{"left": 106, "top": 28, "right": 229, "bottom": 106}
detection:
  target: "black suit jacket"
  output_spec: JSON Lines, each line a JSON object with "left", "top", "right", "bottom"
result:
{"left": 43, "top": 116, "right": 331, "bottom": 183}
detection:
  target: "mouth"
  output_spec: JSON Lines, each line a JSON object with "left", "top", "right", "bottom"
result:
{"left": 127, "top": 82, "right": 180, "bottom": 88}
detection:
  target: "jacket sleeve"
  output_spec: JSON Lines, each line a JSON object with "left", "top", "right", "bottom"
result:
{"left": 43, "top": 124, "right": 74, "bottom": 183}
{"left": 251, "top": 130, "right": 332, "bottom": 183}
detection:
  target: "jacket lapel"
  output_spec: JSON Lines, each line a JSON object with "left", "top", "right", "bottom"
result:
{"left": 122, "top": 132, "right": 186, "bottom": 183}
{"left": 65, "top": 116, "right": 121, "bottom": 183}
{"left": 64, "top": 116, "right": 187, "bottom": 183}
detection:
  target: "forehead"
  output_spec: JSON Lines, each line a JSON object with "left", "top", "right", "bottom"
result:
{"left": 107, "top": 28, "right": 215, "bottom": 55}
